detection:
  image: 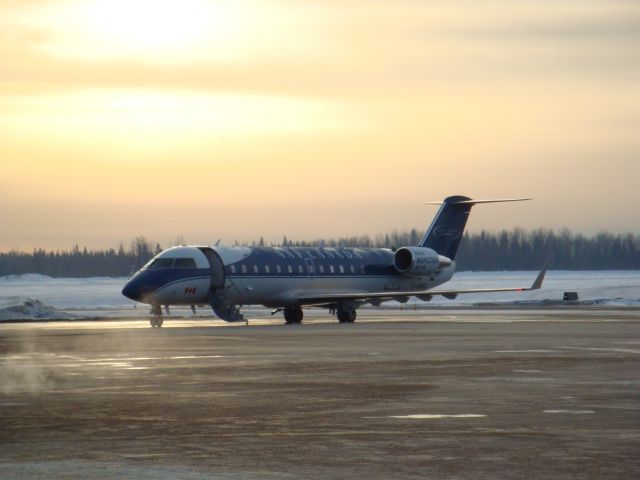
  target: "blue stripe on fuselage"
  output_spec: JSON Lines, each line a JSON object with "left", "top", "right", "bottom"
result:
{"left": 126, "top": 267, "right": 210, "bottom": 297}
{"left": 221, "top": 246, "right": 400, "bottom": 277}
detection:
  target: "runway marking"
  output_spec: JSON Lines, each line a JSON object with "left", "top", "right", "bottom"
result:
{"left": 558, "top": 346, "right": 640, "bottom": 354}
{"left": 79, "top": 358, "right": 138, "bottom": 363}
{"left": 125, "top": 357, "right": 164, "bottom": 361}
{"left": 367, "top": 414, "right": 486, "bottom": 419}
{"left": 81, "top": 362, "right": 133, "bottom": 367}
{"left": 513, "top": 369, "right": 543, "bottom": 373}
{"left": 169, "top": 355, "right": 225, "bottom": 360}
{"left": 494, "top": 350, "right": 558, "bottom": 353}
{"left": 544, "top": 410, "right": 594, "bottom": 414}
{"left": 72, "top": 355, "right": 225, "bottom": 362}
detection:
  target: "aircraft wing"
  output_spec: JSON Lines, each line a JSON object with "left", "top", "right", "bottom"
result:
{"left": 297, "top": 263, "right": 548, "bottom": 307}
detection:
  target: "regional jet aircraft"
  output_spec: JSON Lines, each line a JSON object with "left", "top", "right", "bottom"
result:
{"left": 122, "top": 195, "right": 546, "bottom": 327}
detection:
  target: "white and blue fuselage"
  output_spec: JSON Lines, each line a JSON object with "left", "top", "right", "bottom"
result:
{"left": 123, "top": 245, "right": 455, "bottom": 322}
{"left": 123, "top": 196, "right": 544, "bottom": 326}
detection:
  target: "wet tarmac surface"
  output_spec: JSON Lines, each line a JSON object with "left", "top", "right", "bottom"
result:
{"left": 1, "top": 313, "right": 639, "bottom": 479}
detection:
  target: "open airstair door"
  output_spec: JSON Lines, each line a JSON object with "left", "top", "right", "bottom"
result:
{"left": 198, "top": 247, "right": 225, "bottom": 292}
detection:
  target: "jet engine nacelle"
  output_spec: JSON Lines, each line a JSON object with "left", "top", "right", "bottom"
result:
{"left": 393, "top": 247, "right": 452, "bottom": 276}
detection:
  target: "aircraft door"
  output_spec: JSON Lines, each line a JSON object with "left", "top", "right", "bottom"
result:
{"left": 199, "top": 247, "right": 225, "bottom": 291}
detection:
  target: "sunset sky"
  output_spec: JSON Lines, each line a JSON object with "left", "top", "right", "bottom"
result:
{"left": 1, "top": 0, "right": 639, "bottom": 250}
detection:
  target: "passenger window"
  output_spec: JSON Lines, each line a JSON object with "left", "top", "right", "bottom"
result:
{"left": 149, "top": 258, "right": 174, "bottom": 269}
{"left": 265, "top": 265, "right": 270, "bottom": 274}
{"left": 350, "top": 265, "right": 355, "bottom": 274}
{"left": 319, "top": 265, "right": 324, "bottom": 274}
{"left": 174, "top": 258, "right": 196, "bottom": 268}
{"left": 298, "top": 265, "right": 303, "bottom": 274}
{"left": 276, "top": 265, "right": 282, "bottom": 274}
{"left": 330, "top": 265, "right": 335, "bottom": 274}
{"left": 288, "top": 265, "right": 293, "bottom": 274}
{"left": 241, "top": 265, "right": 247, "bottom": 274}
{"left": 339, "top": 265, "right": 345, "bottom": 274}
{"left": 230, "top": 265, "right": 236, "bottom": 274}
{"left": 253, "top": 265, "right": 258, "bottom": 273}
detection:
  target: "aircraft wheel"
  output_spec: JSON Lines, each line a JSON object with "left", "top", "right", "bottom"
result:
{"left": 284, "top": 307, "right": 303, "bottom": 324}
{"left": 337, "top": 309, "right": 356, "bottom": 323}
{"left": 150, "top": 316, "right": 163, "bottom": 328}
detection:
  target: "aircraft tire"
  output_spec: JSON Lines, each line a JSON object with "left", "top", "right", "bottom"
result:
{"left": 150, "top": 316, "right": 163, "bottom": 328}
{"left": 284, "top": 307, "right": 303, "bottom": 324}
{"left": 337, "top": 309, "right": 356, "bottom": 323}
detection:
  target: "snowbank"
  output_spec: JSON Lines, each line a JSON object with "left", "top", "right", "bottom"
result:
{"left": 0, "top": 299, "right": 75, "bottom": 321}
{"left": 0, "top": 274, "right": 54, "bottom": 282}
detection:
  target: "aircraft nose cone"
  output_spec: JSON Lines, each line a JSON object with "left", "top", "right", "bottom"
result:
{"left": 122, "top": 275, "right": 147, "bottom": 302}
{"left": 122, "top": 274, "right": 156, "bottom": 303}
{"left": 122, "top": 280, "right": 141, "bottom": 301}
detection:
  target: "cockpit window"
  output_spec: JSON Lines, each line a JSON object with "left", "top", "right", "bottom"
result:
{"left": 174, "top": 258, "right": 197, "bottom": 268}
{"left": 148, "top": 258, "right": 174, "bottom": 269}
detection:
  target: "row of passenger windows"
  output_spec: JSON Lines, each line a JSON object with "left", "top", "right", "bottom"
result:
{"left": 228, "top": 264, "right": 364, "bottom": 275}
{"left": 147, "top": 258, "right": 197, "bottom": 269}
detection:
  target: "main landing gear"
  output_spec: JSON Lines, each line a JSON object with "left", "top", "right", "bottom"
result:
{"left": 283, "top": 307, "right": 303, "bottom": 324}
{"left": 150, "top": 304, "right": 163, "bottom": 328}
{"left": 337, "top": 308, "right": 356, "bottom": 323}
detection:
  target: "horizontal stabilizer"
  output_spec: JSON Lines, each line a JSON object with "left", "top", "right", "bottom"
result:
{"left": 425, "top": 198, "right": 531, "bottom": 206}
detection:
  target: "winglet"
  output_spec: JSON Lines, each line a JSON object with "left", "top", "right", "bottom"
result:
{"left": 530, "top": 262, "right": 549, "bottom": 290}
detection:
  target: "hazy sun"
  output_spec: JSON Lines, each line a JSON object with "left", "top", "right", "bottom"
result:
{"left": 86, "top": 0, "right": 211, "bottom": 52}
{"left": 30, "top": 0, "right": 254, "bottom": 63}
{"left": 15, "top": 0, "right": 319, "bottom": 64}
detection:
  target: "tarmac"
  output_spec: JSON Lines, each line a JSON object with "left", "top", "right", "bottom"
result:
{"left": 1, "top": 311, "right": 639, "bottom": 479}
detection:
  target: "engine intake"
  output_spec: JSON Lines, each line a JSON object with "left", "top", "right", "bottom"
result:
{"left": 394, "top": 247, "right": 451, "bottom": 276}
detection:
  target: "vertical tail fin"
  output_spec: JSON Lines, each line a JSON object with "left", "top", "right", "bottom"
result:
{"left": 419, "top": 195, "right": 473, "bottom": 260}
{"left": 419, "top": 196, "right": 530, "bottom": 260}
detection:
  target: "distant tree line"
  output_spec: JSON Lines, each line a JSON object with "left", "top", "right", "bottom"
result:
{"left": 0, "top": 229, "right": 638, "bottom": 277}
{"left": 456, "top": 228, "right": 640, "bottom": 270}
{"left": 0, "top": 236, "right": 161, "bottom": 278}
{"left": 278, "top": 228, "right": 640, "bottom": 270}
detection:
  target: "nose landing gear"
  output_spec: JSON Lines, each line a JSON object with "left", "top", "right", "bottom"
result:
{"left": 150, "top": 316, "right": 164, "bottom": 328}
{"left": 150, "top": 304, "right": 164, "bottom": 328}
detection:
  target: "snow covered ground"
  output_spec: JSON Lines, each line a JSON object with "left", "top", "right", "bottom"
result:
{"left": 0, "top": 270, "right": 638, "bottom": 321}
